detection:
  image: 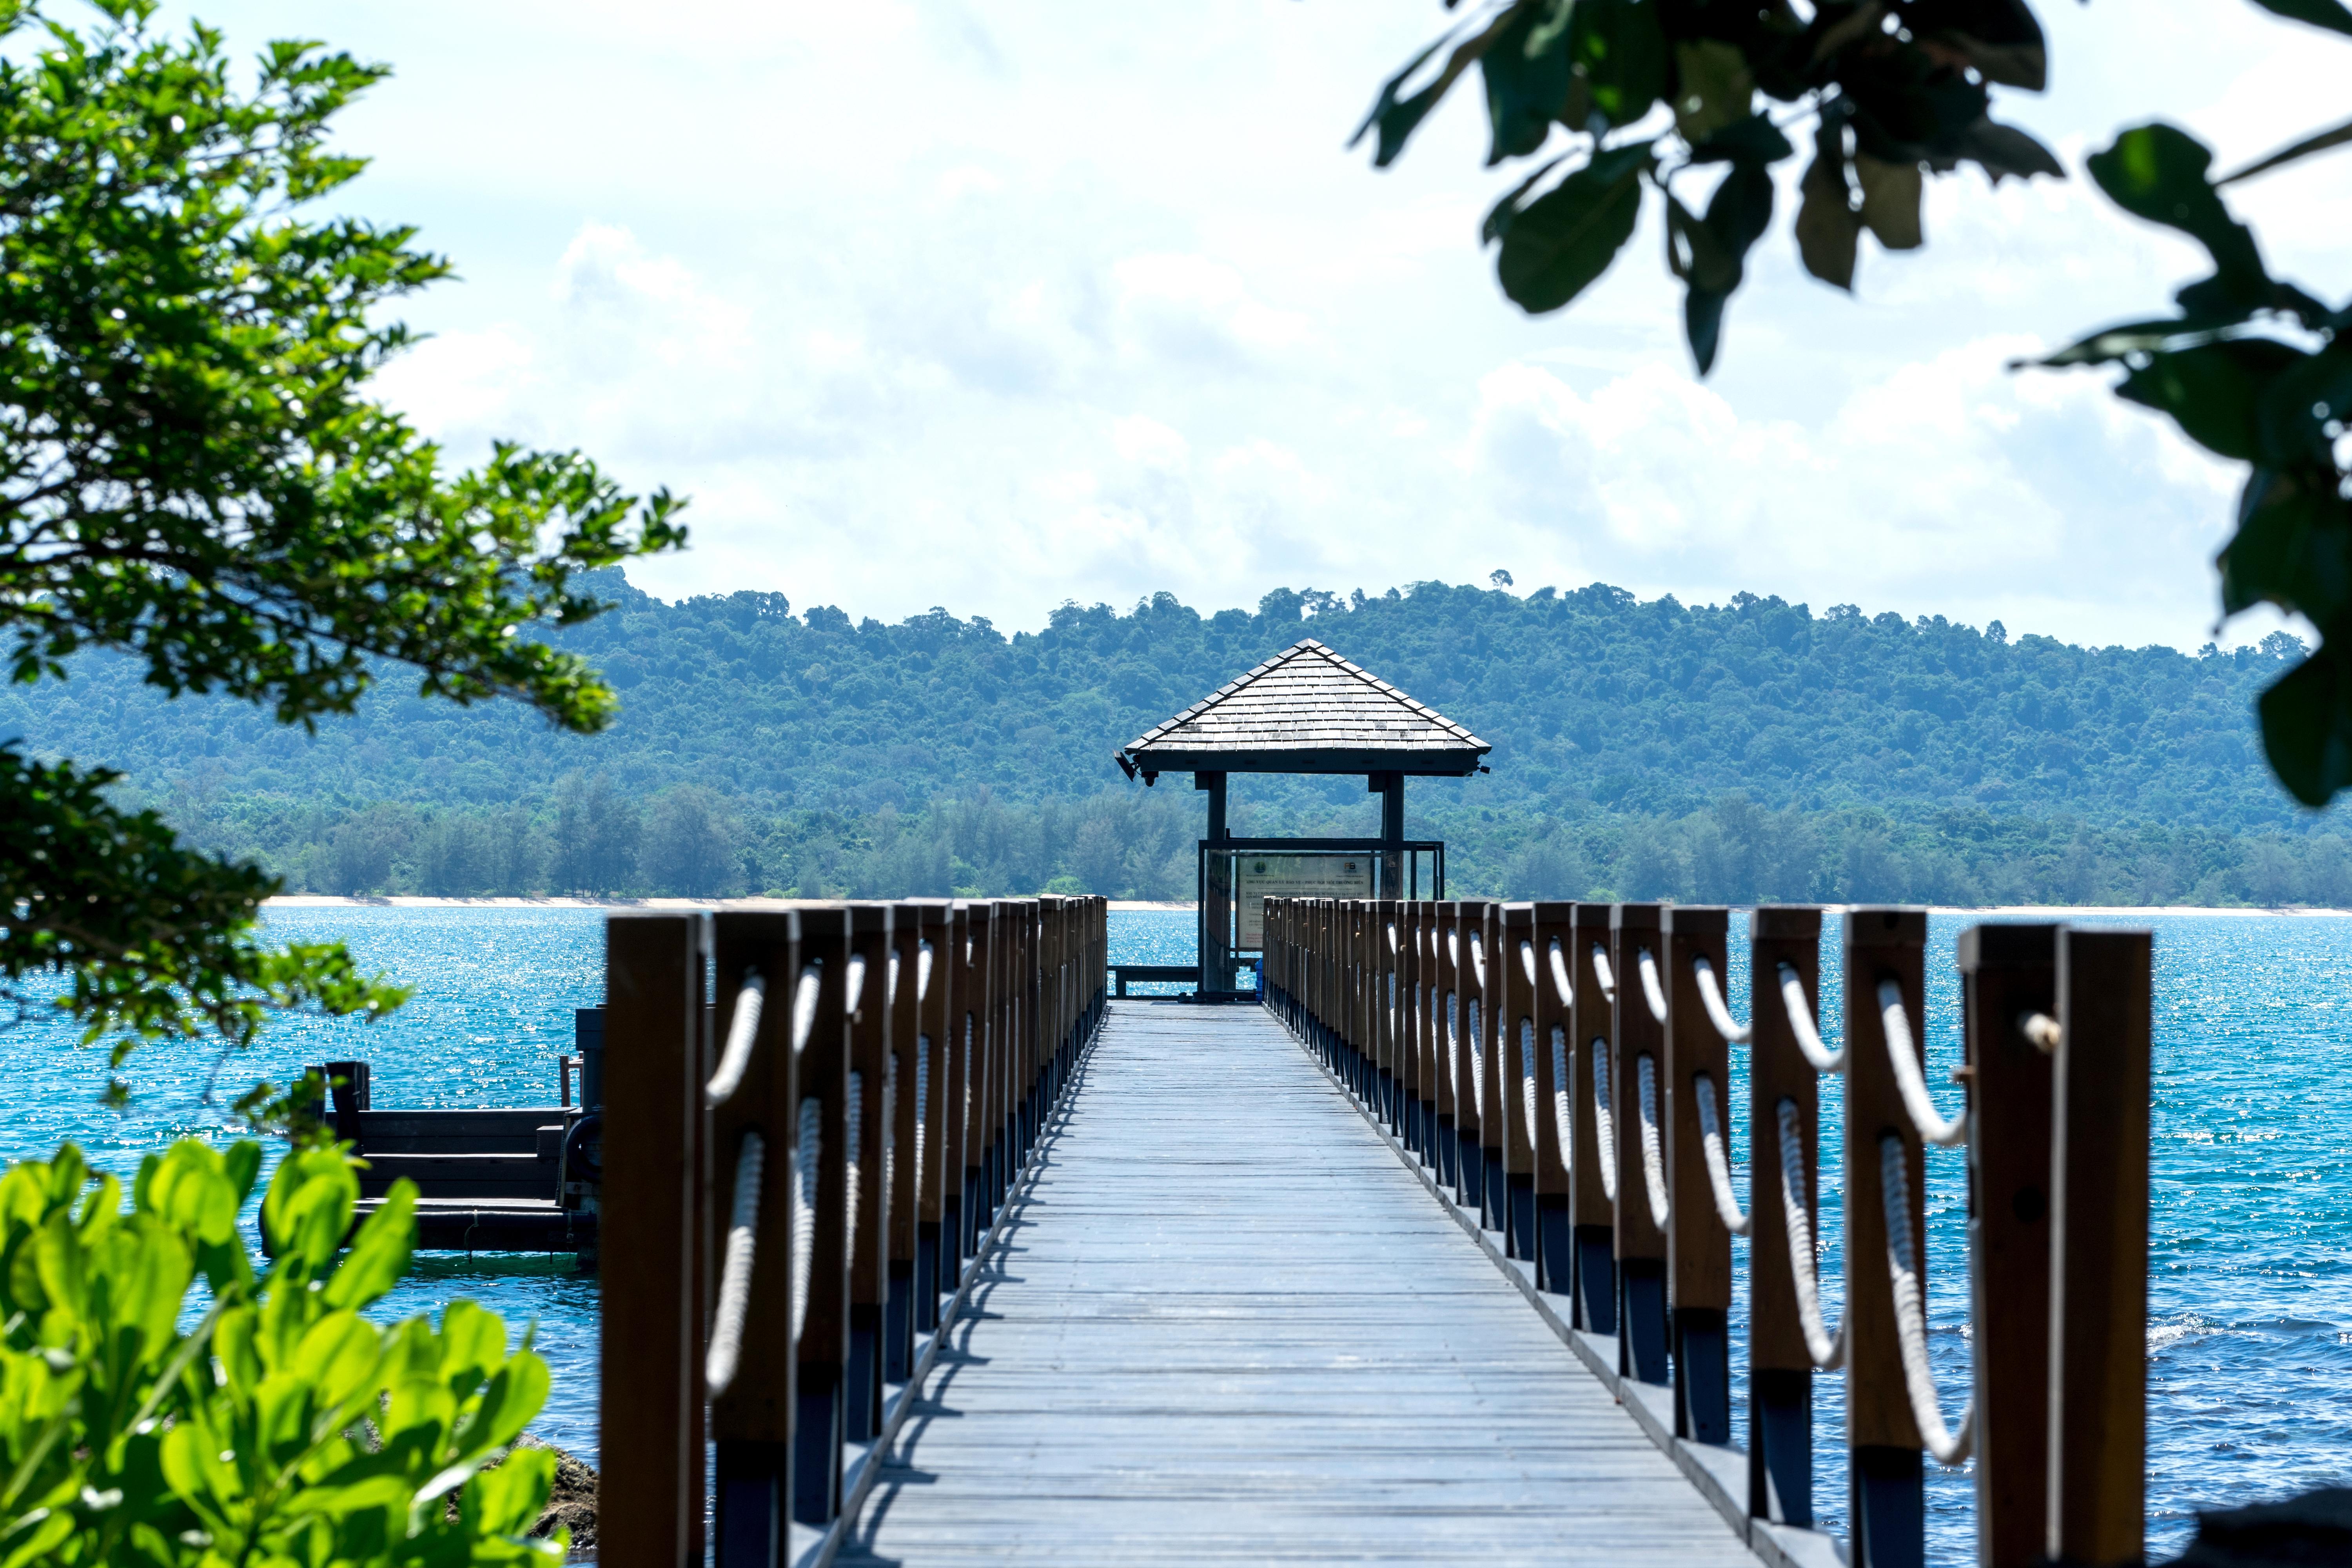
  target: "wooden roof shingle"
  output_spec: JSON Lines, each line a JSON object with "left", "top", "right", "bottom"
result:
{"left": 1117, "top": 639, "right": 1490, "bottom": 777}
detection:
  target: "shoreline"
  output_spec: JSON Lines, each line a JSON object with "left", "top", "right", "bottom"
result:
{"left": 260, "top": 896, "right": 2352, "bottom": 917}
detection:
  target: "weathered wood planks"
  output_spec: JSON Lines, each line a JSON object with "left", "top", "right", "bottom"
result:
{"left": 840, "top": 1002, "right": 1759, "bottom": 1566}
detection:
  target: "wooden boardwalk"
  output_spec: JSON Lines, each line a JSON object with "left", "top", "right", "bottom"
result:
{"left": 838, "top": 1002, "right": 1760, "bottom": 1566}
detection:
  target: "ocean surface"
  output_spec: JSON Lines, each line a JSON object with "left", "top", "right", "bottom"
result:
{"left": 5, "top": 905, "right": 2346, "bottom": 1561}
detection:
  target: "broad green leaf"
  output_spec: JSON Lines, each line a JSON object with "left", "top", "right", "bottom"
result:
{"left": 1567, "top": 0, "right": 1669, "bottom": 129}
{"left": 291, "top": 1310, "right": 384, "bottom": 1412}
{"left": 2219, "top": 475, "right": 2352, "bottom": 624}
{"left": 262, "top": 1148, "right": 357, "bottom": 1278}
{"left": 462, "top": 1445, "right": 554, "bottom": 1537}
{"left": 2118, "top": 339, "right": 2307, "bottom": 461}
{"left": 2256, "top": 345, "right": 2352, "bottom": 467}
{"left": 1795, "top": 130, "right": 1861, "bottom": 290}
{"left": 1956, "top": 117, "right": 2063, "bottom": 182}
{"left": 1351, "top": 14, "right": 1510, "bottom": 169}
{"left": 1854, "top": 154, "right": 1923, "bottom": 249}
{"left": 1671, "top": 40, "right": 1751, "bottom": 145}
{"left": 324, "top": 1180, "right": 414, "bottom": 1311}
{"left": 2250, "top": 0, "right": 2352, "bottom": 37}
{"left": 462, "top": 1353, "right": 551, "bottom": 1458}
{"left": 2258, "top": 639, "right": 2352, "bottom": 806}
{"left": 1482, "top": 153, "right": 1572, "bottom": 245}
{"left": 1689, "top": 112, "right": 1795, "bottom": 166}
{"left": 1494, "top": 143, "right": 1654, "bottom": 314}
{"left": 1481, "top": 1, "right": 1573, "bottom": 165}
{"left": 2089, "top": 124, "right": 2267, "bottom": 303}
{"left": 436, "top": 1301, "right": 509, "bottom": 1396}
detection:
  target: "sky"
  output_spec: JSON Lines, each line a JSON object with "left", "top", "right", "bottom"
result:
{"left": 164, "top": 0, "right": 2350, "bottom": 650}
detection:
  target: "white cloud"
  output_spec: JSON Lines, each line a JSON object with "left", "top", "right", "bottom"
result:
{"left": 182, "top": 0, "right": 2351, "bottom": 650}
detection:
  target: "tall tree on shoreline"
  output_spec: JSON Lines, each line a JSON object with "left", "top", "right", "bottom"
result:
{"left": 1, "top": 0, "right": 685, "bottom": 1100}
{"left": 1357, "top": 0, "right": 2352, "bottom": 803}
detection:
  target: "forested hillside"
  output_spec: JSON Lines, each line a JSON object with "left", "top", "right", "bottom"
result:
{"left": 8, "top": 573, "right": 2344, "bottom": 906}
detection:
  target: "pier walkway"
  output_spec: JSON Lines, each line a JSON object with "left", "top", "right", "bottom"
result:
{"left": 837, "top": 1002, "right": 1757, "bottom": 1566}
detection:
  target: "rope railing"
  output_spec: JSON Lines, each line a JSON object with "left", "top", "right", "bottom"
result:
{"left": 1775, "top": 1098, "right": 1844, "bottom": 1370}
{"left": 1254, "top": 897, "right": 2154, "bottom": 1568}
{"left": 1779, "top": 960, "right": 1844, "bottom": 1073}
{"left": 1635, "top": 1052, "right": 1670, "bottom": 1231}
{"left": 1634, "top": 946, "right": 1670, "bottom": 1024}
{"left": 706, "top": 1129, "right": 766, "bottom": 1397}
{"left": 791, "top": 1095, "right": 821, "bottom": 1341}
{"left": 707, "top": 970, "right": 768, "bottom": 1106}
{"left": 1591, "top": 1040, "right": 1618, "bottom": 1203}
{"left": 1692, "top": 1073, "right": 1749, "bottom": 1236}
{"left": 1879, "top": 978, "right": 1967, "bottom": 1147}
{"left": 792, "top": 961, "right": 824, "bottom": 1055}
{"left": 1880, "top": 1134, "right": 1974, "bottom": 1465}
{"left": 1690, "top": 955, "right": 1750, "bottom": 1044}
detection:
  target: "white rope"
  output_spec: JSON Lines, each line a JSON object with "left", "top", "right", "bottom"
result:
{"left": 1549, "top": 1026, "right": 1573, "bottom": 1174}
{"left": 1519, "top": 938, "right": 1536, "bottom": 992}
{"left": 886, "top": 949, "right": 899, "bottom": 1007}
{"left": 915, "top": 1034, "right": 931, "bottom": 1198}
{"left": 791, "top": 1097, "right": 820, "bottom": 1343}
{"left": 1468, "top": 930, "right": 1486, "bottom": 989}
{"left": 706, "top": 971, "right": 768, "bottom": 1107}
{"left": 1775, "top": 1099, "right": 1843, "bottom": 1369}
{"left": 1445, "top": 991, "right": 1460, "bottom": 1098}
{"left": 1468, "top": 998, "right": 1485, "bottom": 1117}
{"left": 1591, "top": 945, "right": 1617, "bottom": 1006}
{"left": 1635, "top": 947, "right": 1670, "bottom": 1025}
{"left": 1778, "top": 963, "right": 1843, "bottom": 1073}
{"left": 1692, "top": 1073, "right": 1750, "bottom": 1235}
{"left": 1691, "top": 955, "right": 1751, "bottom": 1044}
{"left": 1879, "top": 980, "right": 1967, "bottom": 1147}
{"left": 1590, "top": 1040, "right": 1618, "bottom": 1202}
{"left": 1519, "top": 1019, "right": 1537, "bottom": 1150}
{"left": 1880, "top": 1134, "right": 1975, "bottom": 1465}
{"left": 844, "top": 1070, "right": 864, "bottom": 1273}
{"left": 706, "top": 1130, "right": 765, "bottom": 1396}
{"left": 1547, "top": 937, "right": 1573, "bottom": 1007}
{"left": 2021, "top": 1011, "right": 2061, "bottom": 1053}
{"left": 791, "top": 962, "right": 823, "bottom": 1056}
{"left": 880, "top": 1054, "right": 896, "bottom": 1260}
{"left": 1636, "top": 1053, "right": 1670, "bottom": 1231}
{"left": 845, "top": 953, "right": 868, "bottom": 1016}
{"left": 1386, "top": 921, "right": 1398, "bottom": 955}
{"left": 916, "top": 939, "right": 934, "bottom": 1002}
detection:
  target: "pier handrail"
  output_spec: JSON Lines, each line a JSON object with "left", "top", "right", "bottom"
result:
{"left": 1261, "top": 895, "right": 2154, "bottom": 1568}
{"left": 598, "top": 894, "right": 1109, "bottom": 1564}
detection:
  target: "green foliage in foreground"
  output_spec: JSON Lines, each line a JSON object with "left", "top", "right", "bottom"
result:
{"left": 0, "top": 2, "right": 682, "bottom": 1067}
{"left": 0, "top": 1137, "right": 559, "bottom": 1566}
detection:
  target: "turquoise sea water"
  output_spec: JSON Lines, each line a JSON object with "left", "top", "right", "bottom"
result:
{"left": 4, "top": 906, "right": 2345, "bottom": 1560}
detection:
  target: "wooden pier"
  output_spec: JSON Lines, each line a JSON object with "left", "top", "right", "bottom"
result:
{"left": 595, "top": 894, "right": 2174, "bottom": 1568}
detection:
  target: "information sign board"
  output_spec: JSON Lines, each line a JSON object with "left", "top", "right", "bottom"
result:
{"left": 1234, "top": 852, "right": 1375, "bottom": 948}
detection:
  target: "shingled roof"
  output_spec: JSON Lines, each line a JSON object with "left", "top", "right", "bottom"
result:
{"left": 1116, "top": 639, "right": 1490, "bottom": 777}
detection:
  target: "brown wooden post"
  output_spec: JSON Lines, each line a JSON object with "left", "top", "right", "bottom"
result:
{"left": 1470, "top": 900, "right": 1506, "bottom": 1235}
{"left": 1748, "top": 906, "right": 1825, "bottom": 1527}
{"left": 709, "top": 909, "right": 799, "bottom": 1563}
{"left": 1568, "top": 902, "right": 1616, "bottom": 1335}
{"left": 1500, "top": 902, "right": 1539, "bottom": 1262}
{"left": 942, "top": 902, "right": 973, "bottom": 1282}
{"left": 1957, "top": 922, "right": 2058, "bottom": 1568}
{"left": 843, "top": 906, "right": 895, "bottom": 1444}
{"left": 1844, "top": 907, "right": 1928, "bottom": 1568}
{"left": 793, "top": 904, "right": 854, "bottom": 1527}
{"left": 1397, "top": 900, "right": 1425, "bottom": 1160}
{"left": 1375, "top": 898, "right": 1401, "bottom": 1131}
{"left": 1611, "top": 902, "right": 1669, "bottom": 1385}
{"left": 599, "top": 911, "right": 705, "bottom": 1567}
{"left": 1528, "top": 901, "right": 1576, "bottom": 1294}
{"left": 1434, "top": 900, "right": 1466, "bottom": 1198}
{"left": 1662, "top": 906, "right": 1735, "bottom": 1445}
{"left": 912, "top": 901, "right": 954, "bottom": 1334}
{"left": 968, "top": 900, "right": 1000, "bottom": 1229}
{"left": 1417, "top": 900, "right": 1442, "bottom": 1169}
{"left": 885, "top": 902, "right": 929, "bottom": 1379}
{"left": 2048, "top": 927, "right": 2152, "bottom": 1568}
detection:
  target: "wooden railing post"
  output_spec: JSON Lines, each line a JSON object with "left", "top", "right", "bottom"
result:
{"left": 844, "top": 906, "right": 895, "bottom": 1446}
{"left": 599, "top": 911, "right": 706, "bottom": 1567}
{"left": 1610, "top": 902, "right": 1670, "bottom": 1386}
{"left": 1957, "top": 921, "right": 2058, "bottom": 1568}
{"left": 1664, "top": 905, "right": 1734, "bottom": 1445}
{"left": 1843, "top": 907, "right": 1929, "bottom": 1568}
{"left": 886, "top": 902, "right": 929, "bottom": 1382}
{"left": 2049, "top": 927, "right": 2153, "bottom": 1568}
{"left": 1501, "top": 902, "right": 1539, "bottom": 1263}
{"left": 709, "top": 908, "right": 800, "bottom": 1565}
{"left": 1748, "top": 905, "right": 1824, "bottom": 1527}
{"left": 943, "top": 902, "right": 974, "bottom": 1286}
{"left": 793, "top": 904, "right": 854, "bottom": 1527}
{"left": 911, "top": 901, "right": 954, "bottom": 1336}
{"left": 1528, "top": 901, "right": 1576, "bottom": 1295}
{"left": 1375, "top": 899, "right": 1401, "bottom": 1133}
{"left": 1435, "top": 900, "right": 1467, "bottom": 1198}
{"left": 1469, "top": 900, "right": 1506, "bottom": 1235}
{"left": 1398, "top": 900, "right": 1425, "bottom": 1161}
{"left": 1568, "top": 901, "right": 1616, "bottom": 1335}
